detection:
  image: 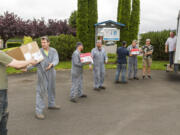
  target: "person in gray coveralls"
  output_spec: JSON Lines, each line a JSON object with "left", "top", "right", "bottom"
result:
{"left": 90, "top": 40, "right": 108, "bottom": 91}
{"left": 70, "top": 42, "right": 89, "bottom": 103}
{"left": 28, "top": 36, "right": 60, "bottom": 120}
{"left": 127, "top": 40, "right": 139, "bottom": 80}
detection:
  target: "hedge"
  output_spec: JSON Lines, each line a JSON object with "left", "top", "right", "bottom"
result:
{"left": 6, "top": 42, "right": 21, "bottom": 48}
{"left": 23, "top": 36, "right": 33, "bottom": 45}
{"left": 36, "top": 34, "right": 79, "bottom": 61}
{"left": 140, "top": 30, "right": 175, "bottom": 60}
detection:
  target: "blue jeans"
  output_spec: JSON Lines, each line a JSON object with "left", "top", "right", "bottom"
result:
{"left": 169, "top": 51, "right": 174, "bottom": 67}
{"left": 115, "top": 64, "right": 127, "bottom": 82}
{"left": 0, "top": 90, "right": 8, "bottom": 135}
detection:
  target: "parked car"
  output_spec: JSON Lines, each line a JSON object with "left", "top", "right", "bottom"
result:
{"left": 106, "top": 41, "right": 115, "bottom": 46}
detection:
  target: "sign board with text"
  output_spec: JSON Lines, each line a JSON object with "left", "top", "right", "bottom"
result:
{"left": 103, "top": 28, "right": 120, "bottom": 41}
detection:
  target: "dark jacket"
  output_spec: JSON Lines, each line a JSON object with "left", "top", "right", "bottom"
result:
{"left": 117, "top": 47, "right": 129, "bottom": 64}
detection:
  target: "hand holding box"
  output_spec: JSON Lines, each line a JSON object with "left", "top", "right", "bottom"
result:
{"left": 80, "top": 53, "right": 93, "bottom": 64}
{"left": 130, "top": 48, "right": 140, "bottom": 55}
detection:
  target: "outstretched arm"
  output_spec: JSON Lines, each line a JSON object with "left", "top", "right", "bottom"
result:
{"left": 8, "top": 59, "right": 37, "bottom": 69}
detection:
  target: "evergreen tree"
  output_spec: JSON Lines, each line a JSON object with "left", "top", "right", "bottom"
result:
{"left": 117, "top": 0, "right": 123, "bottom": 46}
{"left": 119, "top": 0, "right": 131, "bottom": 44}
{"left": 88, "top": 0, "right": 98, "bottom": 50}
{"left": 69, "top": 11, "right": 77, "bottom": 28}
{"left": 129, "top": 0, "right": 140, "bottom": 42}
{"left": 117, "top": 0, "right": 122, "bottom": 22}
{"left": 77, "top": 0, "right": 89, "bottom": 51}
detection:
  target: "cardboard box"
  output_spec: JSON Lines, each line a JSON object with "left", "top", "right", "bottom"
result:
{"left": 130, "top": 48, "right": 140, "bottom": 55}
{"left": 80, "top": 53, "right": 93, "bottom": 64}
{"left": 6, "top": 41, "right": 44, "bottom": 62}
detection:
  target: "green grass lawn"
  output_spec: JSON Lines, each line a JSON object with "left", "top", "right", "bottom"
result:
{"left": 6, "top": 56, "right": 169, "bottom": 74}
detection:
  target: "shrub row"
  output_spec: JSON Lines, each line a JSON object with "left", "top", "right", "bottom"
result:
{"left": 140, "top": 30, "right": 175, "bottom": 60}
{"left": 36, "top": 34, "right": 79, "bottom": 61}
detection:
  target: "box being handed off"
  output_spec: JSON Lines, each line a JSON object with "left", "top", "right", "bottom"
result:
{"left": 130, "top": 48, "right": 140, "bottom": 55}
{"left": 6, "top": 41, "right": 44, "bottom": 62}
{"left": 80, "top": 53, "right": 93, "bottom": 64}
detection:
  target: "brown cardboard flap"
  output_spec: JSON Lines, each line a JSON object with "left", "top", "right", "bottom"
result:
{"left": 21, "top": 41, "right": 44, "bottom": 62}
{"left": 6, "top": 48, "right": 25, "bottom": 60}
{"left": 6, "top": 41, "right": 43, "bottom": 62}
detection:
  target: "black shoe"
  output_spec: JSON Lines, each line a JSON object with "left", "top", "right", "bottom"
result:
{"left": 134, "top": 77, "right": 139, "bottom": 80}
{"left": 142, "top": 76, "right": 146, "bottom": 79}
{"left": 79, "top": 94, "right": 87, "bottom": 98}
{"left": 70, "top": 98, "right": 77, "bottom": 103}
{"left": 115, "top": 81, "right": 121, "bottom": 84}
{"left": 94, "top": 88, "right": 101, "bottom": 91}
{"left": 148, "top": 75, "right": 152, "bottom": 79}
{"left": 120, "top": 81, "right": 128, "bottom": 84}
{"left": 99, "top": 86, "right": 106, "bottom": 90}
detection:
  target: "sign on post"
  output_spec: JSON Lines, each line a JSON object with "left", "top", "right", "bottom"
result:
{"left": 103, "top": 28, "right": 120, "bottom": 41}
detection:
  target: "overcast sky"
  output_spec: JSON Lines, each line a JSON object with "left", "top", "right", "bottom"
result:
{"left": 0, "top": 0, "right": 179, "bottom": 33}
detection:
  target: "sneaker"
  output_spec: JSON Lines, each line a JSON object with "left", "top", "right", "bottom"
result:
{"left": 148, "top": 75, "right": 152, "bottom": 79}
{"left": 134, "top": 77, "right": 139, "bottom": 80}
{"left": 48, "top": 105, "right": 61, "bottom": 110}
{"left": 99, "top": 86, "right": 106, "bottom": 89}
{"left": 128, "top": 78, "right": 133, "bottom": 80}
{"left": 35, "top": 113, "right": 45, "bottom": 120}
{"left": 79, "top": 94, "right": 87, "bottom": 98}
{"left": 142, "top": 76, "right": 146, "bottom": 79}
{"left": 70, "top": 98, "right": 77, "bottom": 103}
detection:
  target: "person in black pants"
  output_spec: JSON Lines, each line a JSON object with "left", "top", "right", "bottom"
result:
{"left": 165, "top": 32, "right": 177, "bottom": 70}
{"left": 0, "top": 50, "right": 37, "bottom": 135}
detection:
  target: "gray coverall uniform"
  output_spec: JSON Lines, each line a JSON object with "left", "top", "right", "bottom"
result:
{"left": 127, "top": 45, "right": 138, "bottom": 79}
{"left": 70, "top": 50, "right": 84, "bottom": 99}
{"left": 91, "top": 47, "right": 108, "bottom": 88}
{"left": 28, "top": 47, "right": 59, "bottom": 115}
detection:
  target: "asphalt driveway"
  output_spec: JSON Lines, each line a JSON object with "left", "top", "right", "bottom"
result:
{"left": 7, "top": 70, "right": 180, "bottom": 135}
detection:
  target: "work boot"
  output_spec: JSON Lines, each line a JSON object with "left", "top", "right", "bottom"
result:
{"left": 99, "top": 86, "right": 106, "bottom": 90}
{"left": 35, "top": 113, "right": 45, "bottom": 120}
{"left": 48, "top": 105, "right": 61, "bottom": 110}
{"left": 79, "top": 94, "right": 87, "bottom": 98}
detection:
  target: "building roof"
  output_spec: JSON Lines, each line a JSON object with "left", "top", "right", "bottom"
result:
{"left": 94, "top": 20, "right": 125, "bottom": 27}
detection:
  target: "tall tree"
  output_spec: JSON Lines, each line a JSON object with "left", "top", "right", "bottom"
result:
{"left": 77, "top": 0, "right": 89, "bottom": 51}
{"left": 117, "top": 0, "right": 122, "bottom": 22}
{"left": 69, "top": 11, "right": 77, "bottom": 28}
{"left": 117, "top": 0, "right": 123, "bottom": 46}
{"left": 88, "top": 0, "right": 98, "bottom": 50}
{"left": 119, "top": 0, "right": 131, "bottom": 44}
{"left": 129, "top": 0, "right": 140, "bottom": 42}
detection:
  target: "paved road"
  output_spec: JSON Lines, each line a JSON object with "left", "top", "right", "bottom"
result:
{"left": 7, "top": 70, "right": 180, "bottom": 135}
